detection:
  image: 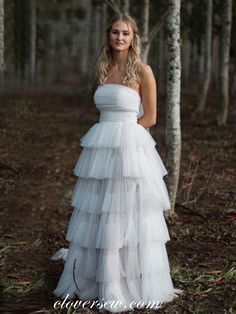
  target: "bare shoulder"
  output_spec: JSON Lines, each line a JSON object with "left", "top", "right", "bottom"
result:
{"left": 137, "top": 63, "right": 157, "bottom": 124}
{"left": 138, "top": 62, "right": 156, "bottom": 93}
{"left": 139, "top": 62, "right": 154, "bottom": 80}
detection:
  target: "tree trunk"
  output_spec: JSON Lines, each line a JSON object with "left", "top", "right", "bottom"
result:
{"left": 165, "top": 0, "right": 181, "bottom": 219}
{"left": 192, "top": 0, "right": 212, "bottom": 117}
{"left": 101, "top": 1, "right": 107, "bottom": 34}
{"left": 45, "top": 24, "right": 56, "bottom": 83}
{"left": 29, "top": 0, "right": 36, "bottom": 82}
{"left": 217, "top": 0, "right": 232, "bottom": 126}
{"left": 0, "top": 0, "right": 4, "bottom": 82}
{"left": 198, "top": 36, "right": 205, "bottom": 82}
{"left": 182, "top": 34, "right": 191, "bottom": 87}
{"left": 94, "top": 1, "right": 102, "bottom": 56}
{"left": 140, "top": 0, "right": 149, "bottom": 63}
{"left": 211, "top": 34, "right": 220, "bottom": 91}
{"left": 81, "top": 0, "right": 92, "bottom": 77}
{"left": 141, "top": 4, "right": 168, "bottom": 65}
{"left": 120, "top": 0, "right": 130, "bottom": 14}
{"left": 88, "top": 0, "right": 101, "bottom": 71}
{"left": 183, "top": 2, "right": 192, "bottom": 87}
{"left": 158, "top": 28, "right": 165, "bottom": 92}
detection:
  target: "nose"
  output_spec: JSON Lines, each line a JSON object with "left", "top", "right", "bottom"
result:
{"left": 118, "top": 32, "right": 123, "bottom": 39}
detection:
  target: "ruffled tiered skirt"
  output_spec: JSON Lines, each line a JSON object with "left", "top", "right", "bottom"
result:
{"left": 52, "top": 121, "right": 182, "bottom": 312}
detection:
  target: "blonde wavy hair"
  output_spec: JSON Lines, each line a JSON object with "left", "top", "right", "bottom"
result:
{"left": 94, "top": 13, "right": 142, "bottom": 86}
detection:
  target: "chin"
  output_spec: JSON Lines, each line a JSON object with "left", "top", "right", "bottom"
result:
{"left": 113, "top": 47, "right": 128, "bottom": 52}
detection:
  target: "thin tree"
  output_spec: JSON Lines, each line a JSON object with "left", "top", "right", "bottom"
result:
{"left": 103, "top": 0, "right": 121, "bottom": 14}
{"left": 101, "top": 1, "right": 108, "bottom": 34}
{"left": 103, "top": 0, "right": 167, "bottom": 64}
{"left": 120, "top": 0, "right": 130, "bottom": 14}
{"left": 140, "top": 0, "right": 168, "bottom": 63}
{"left": 81, "top": 0, "right": 92, "bottom": 77}
{"left": 217, "top": 0, "right": 232, "bottom": 126}
{"left": 165, "top": 0, "right": 181, "bottom": 219}
{"left": 141, "top": 0, "right": 149, "bottom": 62}
{"left": 29, "top": 0, "right": 36, "bottom": 81}
{"left": 182, "top": 2, "right": 192, "bottom": 85}
{"left": 94, "top": 0, "right": 102, "bottom": 57}
{"left": 191, "top": 0, "right": 213, "bottom": 118}
{"left": 0, "top": 0, "right": 4, "bottom": 82}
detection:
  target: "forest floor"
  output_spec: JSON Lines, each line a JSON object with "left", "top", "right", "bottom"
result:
{"left": 0, "top": 85, "right": 235, "bottom": 314}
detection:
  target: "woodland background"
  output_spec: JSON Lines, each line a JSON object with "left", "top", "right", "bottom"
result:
{"left": 0, "top": 0, "right": 236, "bottom": 96}
{"left": 0, "top": 0, "right": 236, "bottom": 313}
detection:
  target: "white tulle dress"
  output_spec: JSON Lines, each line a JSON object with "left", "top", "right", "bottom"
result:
{"left": 51, "top": 84, "right": 182, "bottom": 312}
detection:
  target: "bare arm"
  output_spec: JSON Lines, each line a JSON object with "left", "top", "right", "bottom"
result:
{"left": 137, "top": 64, "right": 157, "bottom": 128}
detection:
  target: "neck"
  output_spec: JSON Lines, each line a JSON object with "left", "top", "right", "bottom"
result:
{"left": 112, "top": 50, "right": 129, "bottom": 71}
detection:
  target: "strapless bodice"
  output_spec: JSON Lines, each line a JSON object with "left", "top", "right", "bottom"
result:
{"left": 93, "top": 84, "right": 143, "bottom": 123}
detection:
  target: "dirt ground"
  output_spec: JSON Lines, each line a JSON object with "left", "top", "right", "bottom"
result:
{"left": 0, "top": 85, "right": 235, "bottom": 314}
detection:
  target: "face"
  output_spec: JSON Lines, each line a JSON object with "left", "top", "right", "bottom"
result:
{"left": 109, "top": 20, "right": 134, "bottom": 51}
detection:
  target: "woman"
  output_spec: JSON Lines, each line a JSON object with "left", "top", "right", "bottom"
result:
{"left": 51, "top": 13, "right": 182, "bottom": 313}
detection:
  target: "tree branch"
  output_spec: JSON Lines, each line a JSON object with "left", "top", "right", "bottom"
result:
{"left": 102, "top": 0, "right": 121, "bottom": 14}
{"left": 148, "top": 11, "right": 168, "bottom": 43}
{"left": 0, "top": 162, "right": 18, "bottom": 175}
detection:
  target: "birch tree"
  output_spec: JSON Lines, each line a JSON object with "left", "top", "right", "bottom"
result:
{"left": 140, "top": 0, "right": 168, "bottom": 63}
{"left": 141, "top": 0, "right": 149, "bottom": 62}
{"left": 103, "top": 0, "right": 121, "bottom": 14}
{"left": 120, "top": 0, "right": 130, "bottom": 14}
{"left": 0, "top": 0, "right": 4, "bottom": 82}
{"left": 29, "top": 0, "right": 36, "bottom": 81}
{"left": 217, "top": 0, "right": 232, "bottom": 126}
{"left": 212, "top": 32, "right": 220, "bottom": 91}
{"left": 101, "top": 1, "right": 107, "bottom": 34}
{"left": 192, "top": 0, "right": 212, "bottom": 118}
{"left": 81, "top": 0, "right": 92, "bottom": 77}
{"left": 94, "top": 1, "right": 102, "bottom": 55}
{"left": 165, "top": 0, "right": 181, "bottom": 218}
{"left": 104, "top": 0, "right": 167, "bottom": 63}
{"left": 158, "top": 28, "right": 166, "bottom": 91}
{"left": 182, "top": 2, "right": 192, "bottom": 85}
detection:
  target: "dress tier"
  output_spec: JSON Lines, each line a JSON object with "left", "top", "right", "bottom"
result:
{"left": 51, "top": 84, "right": 183, "bottom": 312}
